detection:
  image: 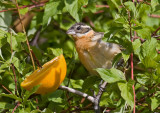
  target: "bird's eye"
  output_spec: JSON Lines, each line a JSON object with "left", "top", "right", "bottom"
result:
{"left": 77, "top": 26, "right": 81, "bottom": 30}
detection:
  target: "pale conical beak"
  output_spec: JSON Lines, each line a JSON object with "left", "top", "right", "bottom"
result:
{"left": 66, "top": 30, "right": 76, "bottom": 35}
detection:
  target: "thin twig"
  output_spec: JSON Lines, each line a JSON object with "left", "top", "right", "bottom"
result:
{"left": 1, "top": 84, "right": 13, "bottom": 94}
{"left": 59, "top": 85, "right": 95, "bottom": 103}
{"left": 36, "top": 98, "right": 39, "bottom": 109}
{"left": 94, "top": 81, "right": 107, "bottom": 113}
{"left": 30, "top": 50, "right": 42, "bottom": 68}
{"left": 149, "top": 14, "right": 160, "bottom": 18}
{"left": 152, "top": 35, "right": 160, "bottom": 38}
{"left": 12, "top": 102, "right": 20, "bottom": 113}
{"left": 14, "top": 0, "right": 36, "bottom": 70}
{"left": 151, "top": 26, "right": 160, "bottom": 37}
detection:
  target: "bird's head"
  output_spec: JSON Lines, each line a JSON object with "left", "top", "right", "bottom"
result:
{"left": 66, "top": 23, "right": 94, "bottom": 40}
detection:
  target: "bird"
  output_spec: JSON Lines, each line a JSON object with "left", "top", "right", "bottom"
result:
{"left": 66, "top": 22, "right": 121, "bottom": 75}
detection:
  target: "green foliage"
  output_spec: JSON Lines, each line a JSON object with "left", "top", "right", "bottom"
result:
{"left": 0, "top": 0, "right": 160, "bottom": 112}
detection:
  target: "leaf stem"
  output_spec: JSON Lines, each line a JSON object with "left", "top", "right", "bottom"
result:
{"left": 59, "top": 85, "right": 95, "bottom": 103}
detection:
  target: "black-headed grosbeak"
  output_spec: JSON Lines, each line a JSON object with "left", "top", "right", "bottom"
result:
{"left": 67, "top": 23, "right": 121, "bottom": 75}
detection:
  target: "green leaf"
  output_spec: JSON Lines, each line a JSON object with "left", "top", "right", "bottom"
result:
{"left": 124, "top": 1, "right": 136, "bottom": 17}
{"left": 142, "top": 56, "right": 158, "bottom": 68}
{"left": 122, "top": 50, "right": 130, "bottom": 63}
{"left": 136, "top": 27, "right": 151, "bottom": 39}
{"left": 19, "top": 7, "right": 29, "bottom": 15}
{"left": 96, "top": 68, "right": 126, "bottom": 83}
{"left": 48, "top": 90, "right": 63, "bottom": 103}
{"left": 42, "top": 108, "right": 53, "bottom": 113}
{"left": 0, "top": 11, "right": 12, "bottom": 30}
{"left": 82, "top": 75, "right": 101, "bottom": 91}
{"left": 132, "top": 39, "right": 141, "bottom": 56}
{"left": 111, "top": 0, "right": 121, "bottom": 12}
{"left": 118, "top": 81, "right": 134, "bottom": 108}
{"left": 151, "top": 0, "right": 160, "bottom": 12}
{"left": 23, "top": 85, "right": 40, "bottom": 105}
{"left": 114, "top": 17, "right": 127, "bottom": 24}
{"left": 43, "top": 0, "right": 64, "bottom": 26}
{"left": 0, "top": 29, "right": 7, "bottom": 48}
{"left": 0, "top": 102, "right": 14, "bottom": 109}
{"left": 12, "top": 56, "right": 24, "bottom": 74}
{"left": 141, "top": 38, "right": 157, "bottom": 59}
{"left": 65, "top": 0, "right": 87, "bottom": 22}
{"left": 70, "top": 79, "right": 84, "bottom": 89}
{"left": 0, "top": 93, "right": 22, "bottom": 102}
{"left": 47, "top": 48, "right": 63, "bottom": 56}
{"left": 151, "top": 97, "right": 160, "bottom": 111}
{"left": 136, "top": 73, "right": 150, "bottom": 85}
{"left": 137, "top": 4, "right": 151, "bottom": 19}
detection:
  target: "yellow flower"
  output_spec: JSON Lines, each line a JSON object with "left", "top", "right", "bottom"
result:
{"left": 21, "top": 54, "right": 67, "bottom": 94}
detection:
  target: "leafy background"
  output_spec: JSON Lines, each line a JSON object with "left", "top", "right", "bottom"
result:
{"left": 0, "top": 0, "right": 160, "bottom": 112}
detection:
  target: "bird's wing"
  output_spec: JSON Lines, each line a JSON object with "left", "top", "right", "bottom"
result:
{"left": 91, "top": 32, "right": 104, "bottom": 41}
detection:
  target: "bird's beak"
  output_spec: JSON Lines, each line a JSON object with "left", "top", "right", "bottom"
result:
{"left": 66, "top": 30, "right": 75, "bottom": 35}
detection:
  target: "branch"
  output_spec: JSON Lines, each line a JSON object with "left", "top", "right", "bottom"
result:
{"left": 1, "top": 84, "right": 13, "bottom": 94}
{"left": 151, "top": 26, "right": 160, "bottom": 37}
{"left": 94, "top": 81, "right": 107, "bottom": 113}
{"left": 149, "top": 14, "right": 160, "bottom": 18}
{"left": 14, "top": 0, "right": 36, "bottom": 70}
{"left": 59, "top": 85, "right": 95, "bottom": 103}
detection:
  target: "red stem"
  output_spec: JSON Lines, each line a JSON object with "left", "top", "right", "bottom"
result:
{"left": 12, "top": 102, "right": 20, "bottom": 113}
{"left": 128, "top": 9, "right": 136, "bottom": 113}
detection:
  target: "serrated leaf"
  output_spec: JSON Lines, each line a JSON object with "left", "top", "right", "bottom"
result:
{"left": 23, "top": 85, "right": 40, "bottom": 105}
{"left": 12, "top": 56, "right": 24, "bottom": 74}
{"left": 65, "top": 0, "right": 87, "bottom": 22}
{"left": 136, "top": 74, "right": 150, "bottom": 85}
{"left": 132, "top": 39, "right": 141, "bottom": 56}
{"left": 124, "top": 1, "right": 136, "bottom": 17}
{"left": 43, "top": 0, "right": 64, "bottom": 26}
{"left": 122, "top": 50, "right": 130, "bottom": 63}
{"left": 82, "top": 75, "right": 101, "bottom": 91}
{"left": 136, "top": 27, "right": 151, "bottom": 39}
{"left": 96, "top": 68, "right": 126, "bottom": 83}
{"left": 142, "top": 38, "right": 157, "bottom": 59}
{"left": 118, "top": 81, "right": 134, "bottom": 108}
{"left": 142, "top": 56, "right": 158, "bottom": 68}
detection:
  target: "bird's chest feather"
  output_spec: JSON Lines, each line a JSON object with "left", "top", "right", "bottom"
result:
{"left": 75, "top": 39, "right": 120, "bottom": 75}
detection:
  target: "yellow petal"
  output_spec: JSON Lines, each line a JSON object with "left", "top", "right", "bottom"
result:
{"left": 21, "top": 54, "right": 67, "bottom": 94}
